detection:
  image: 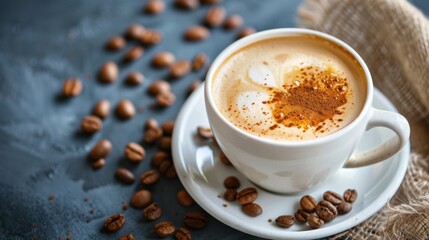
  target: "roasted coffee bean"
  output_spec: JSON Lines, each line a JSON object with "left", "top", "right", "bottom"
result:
{"left": 125, "top": 24, "right": 145, "bottom": 40}
{"left": 140, "top": 29, "right": 162, "bottom": 45}
{"left": 151, "top": 151, "right": 171, "bottom": 167}
{"left": 337, "top": 201, "right": 352, "bottom": 214}
{"left": 224, "top": 176, "right": 240, "bottom": 189}
{"left": 177, "top": 189, "right": 194, "bottom": 207}
{"left": 219, "top": 151, "right": 232, "bottom": 166}
{"left": 116, "top": 99, "right": 136, "bottom": 119}
{"left": 200, "top": 0, "right": 220, "bottom": 4}
{"left": 144, "top": 202, "right": 162, "bottom": 221}
{"left": 242, "top": 203, "right": 262, "bottom": 217}
{"left": 300, "top": 195, "right": 318, "bottom": 213}
{"left": 144, "top": 0, "right": 165, "bottom": 15}
{"left": 145, "top": 118, "right": 159, "bottom": 130}
{"left": 315, "top": 200, "right": 338, "bottom": 222}
{"left": 175, "top": 227, "right": 192, "bottom": 240}
{"left": 192, "top": 53, "right": 208, "bottom": 71}
{"left": 307, "top": 215, "right": 324, "bottom": 229}
{"left": 197, "top": 127, "right": 213, "bottom": 139}
{"left": 119, "top": 233, "right": 136, "bottom": 240}
{"left": 205, "top": 6, "right": 226, "bottom": 27}
{"left": 124, "top": 142, "right": 145, "bottom": 162}
{"left": 148, "top": 80, "right": 171, "bottom": 96}
{"left": 156, "top": 91, "right": 176, "bottom": 107}
{"left": 81, "top": 115, "right": 102, "bottom": 134}
{"left": 161, "top": 121, "right": 175, "bottom": 136}
{"left": 323, "top": 191, "right": 342, "bottom": 205}
{"left": 223, "top": 14, "right": 243, "bottom": 30}
{"left": 92, "top": 158, "right": 105, "bottom": 170}
{"left": 159, "top": 160, "right": 177, "bottom": 179}
{"left": 223, "top": 189, "right": 237, "bottom": 202}
{"left": 275, "top": 215, "right": 295, "bottom": 228}
{"left": 141, "top": 169, "right": 160, "bottom": 185}
{"left": 115, "top": 168, "right": 135, "bottom": 184}
{"left": 125, "top": 71, "right": 144, "bottom": 85}
{"left": 169, "top": 60, "right": 191, "bottom": 78}
{"left": 63, "top": 78, "right": 82, "bottom": 97}
{"left": 105, "top": 36, "right": 126, "bottom": 51}
{"left": 99, "top": 61, "right": 119, "bottom": 83}
{"left": 92, "top": 99, "right": 110, "bottom": 119}
{"left": 237, "top": 27, "right": 256, "bottom": 39}
{"left": 154, "top": 221, "right": 175, "bottom": 237}
{"left": 187, "top": 80, "right": 201, "bottom": 94}
{"left": 184, "top": 26, "right": 210, "bottom": 41}
{"left": 175, "top": 0, "right": 199, "bottom": 10}
{"left": 295, "top": 209, "right": 310, "bottom": 223}
{"left": 123, "top": 46, "right": 144, "bottom": 62}
{"left": 237, "top": 187, "right": 258, "bottom": 205}
{"left": 152, "top": 52, "right": 175, "bottom": 68}
{"left": 89, "top": 139, "right": 112, "bottom": 160}
{"left": 343, "top": 189, "right": 358, "bottom": 203}
{"left": 131, "top": 190, "right": 152, "bottom": 208}
{"left": 184, "top": 211, "right": 207, "bottom": 229}
{"left": 104, "top": 213, "right": 125, "bottom": 232}
{"left": 144, "top": 127, "right": 163, "bottom": 144}
{"left": 158, "top": 136, "right": 172, "bottom": 150}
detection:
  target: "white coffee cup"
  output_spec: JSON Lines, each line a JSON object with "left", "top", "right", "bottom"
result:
{"left": 204, "top": 28, "right": 410, "bottom": 193}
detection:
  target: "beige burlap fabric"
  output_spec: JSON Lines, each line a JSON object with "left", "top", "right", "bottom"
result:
{"left": 298, "top": 0, "right": 429, "bottom": 239}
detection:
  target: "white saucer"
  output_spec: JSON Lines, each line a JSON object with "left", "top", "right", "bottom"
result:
{"left": 172, "top": 84, "right": 410, "bottom": 240}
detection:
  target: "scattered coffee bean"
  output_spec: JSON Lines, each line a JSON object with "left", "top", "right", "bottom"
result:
{"left": 161, "top": 120, "right": 175, "bottom": 136}
{"left": 237, "top": 27, "right": 256, "bottom": 39}
{"left": 125, "top": 24, "right": 145, "bottom": 40}
{"left": 315, "top": 200, "right": 338, "bottom": 222}
{"left": 145, "top": 118, "right": 159, "bottom": 130}
{"left": 197, "top": 127, "right": 213, "bottom": 139}
{"left": 174, "top": 0, "right": 199, "bottom": 10}
{"left": 223, "top": 189, "right": 237, "bottom": 202}
{"left": 159, "top": 160, "right": 177, "bottom": 179}
{"left": 62, "top": 78, "right": 82, "bottom": 97}
{"left": 141, "top": 169, "right": 160, "bottom": 185}
{"left": 92, "top": 158, "right": 105, "bottom": 170}
{"left": 323, "top": 191, "right": 342, "bottom": 205}
{"left": 300, "top": 195, "right": 318, "bottom": 213}
{"left": 89, "top": 139, "right": 112, "bottom": 160}
{"left": 116, "top": 99, "right": 136, "bottom": 119}
{"left": 98, "top": 61, "right": 119, "bottom": 83}
{"left": 151, "top": 151, "right": 171, "bottom": 167}
{"left": 169, "top": 59, "right": 191, "bottom": 78}
{"left": 105, "top": 36, "right": 126, "bottom": 51}
{"left": 131, "top": 190, "right": 152, "bottom": 208}
{"left": 144, "top": 202, "right": 162, "bottom": 221}
{"left": 158, "top": 136, "right": 172, "bottom": 150}
{"left": 81, "top": 115, "right": 103, "bottom": 134}
{"left": 156, "top": 91, "right": 176, "bottom": 107}
{"left": 119, "top": 233, "right": 136, "bottom": 240}
{"left": 223, "top": 14, "right": 243, "bottom": 30}
{"left": 123, "top": 46, "right": 144, "bottom": 62}
{"left": 125, "top": 71, "right": 144, "bottom": 85}
{"left": 104, "top": 213, "right": 125, "bottom": 232}
{"left": 144, "top": 0, "right": 165, "bottom": 15}
{"left": 144, "top": 127, "right": 163, "bottom": 144}
{"left": 152, "top": 51, "right": 175, "bottom": 68}
{"left": 275, "top": 215, "right": 295, "bottom": 228}
{"left": 192, "top": 53, "right": 208, "bottom": 71}
{"left": 219, "top": 151, "right": 232, "bottom": 166}
{"left": 200, "top": 0, "right": 220, "bottom": 4}
{"left": 92, "top": 99, "right": 110, "bottom": 119}
{"left": 187, "top": 80, "right": 201, "bottom": 94}
{"left": 237, "top": 187, "right": 258, "bottom": 205}
{"left": 343, "top": 189, "right": 358, "bottom": 203}
{"left": 184, "top": 26, "right": 210, "bottom": 41}
{"left": 124, "top": 142, "right": 145, "bottom": 162}
{"left": 307, "top": 215, "right": 324, "bottom": 229}
{"left": 154, "top": 221, "right": 175, "bottom": 238}
{"left": 175, "top": 227, "right": 192, "bottom": 240}
{"left": 294, "top": 209, "right": 310, "bottom": 223}
{"left": 205, "top": 6, "right": 226, "bottom": 27}
{"left": 184, "top": 211, "right": 207, "bottom": 229}
{"left": 224, "top": 176, "right": 240, "bottom": 189}
{"left": 337, "top": 201, "right": 352, "bottom": 215}
{"left": 115, "top": 168, "right": 135, "bottom": 184}
{"left": 177, "top": 189, "right": 195, "bottom": 207}
{"left": 148, "top": 80, "right": 171, "bottom": 96}
{"left": 242, "top": 203, "right": 262, "bottom": 217}
{"left": 140, "top": 29, "right": 162, "bottom": 45}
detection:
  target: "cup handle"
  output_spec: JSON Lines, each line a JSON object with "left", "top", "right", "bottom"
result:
{"left": 344, "top": 107, "right": 410, "bottom": 168}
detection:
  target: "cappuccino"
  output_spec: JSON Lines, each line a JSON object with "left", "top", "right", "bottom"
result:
{"left": 211, "top": 35, "right": 367, "bottom": 141}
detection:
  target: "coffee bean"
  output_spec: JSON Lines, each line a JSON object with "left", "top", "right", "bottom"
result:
{"left": 124, "top": 142, "right": 145, "bottom": 162}
{"left": 125, "top": 24, "right": 145, "bottom": 40}
{"left": 237, "top": 27, "right": 256, "bottom": 39}
{"left": 139, "top": 29, "right": 162, "bottom": 45}
{"left": 315, "top": 200, "right": 338, "bottom": 222}
{"left": 89, "top": 139, "right": 112, "bottom": 160}
{"left": 159, "top": 160, "right": 177, "bottom": 179}
{"left": 62, "top": 78, "right": 82, "bottom": 97}
{"left": 197, "top": 127, "right": 213, "bottom": 139}
{"left": 158, "top": 136, "right": 172, "bottom": 150}
{"left": 145, "top": 118, "right": 159, "bottom": 130}
{"left": 294, "top": 209, "right": 310, "bottom": 223}
{"left": 131, "top": 190, "right": 152, "bottom": 208}
{"left": 237, "top": 187, "right": 258, "bottom": 205}
{"left": 92, "top": 99, "right": 110, "bottom": 119}
{"left": 275, "top": 215, "right": 295, "bottom": 228}
{"left": 174, "top": 0, "right": 199, "bottom": 10}
{"left": 192, "top": 53, "right": 208, "bottom": 72}
{"left": 81, "top": 115, "right": 102, "bottom": 134}
{"left": 105, "top": 36, "right": 126, "bottom": 51}
{"left": 177, "top": 189, "right": 194, "bottom": 207}
{"left": 343, "top": 189, "right": 358, "bottom": 203}
{"left": 187, "top": 80, "right": 201, "bottom": 94}
{"left": 242, "top": 203, "right": 262, "bottom": 217}
{"left": 151, "top": 151, "right": 171, "bottom": 167}
{"left": 144, "top": 127, "right": 163, "bottom": 144}
{"left": 184, "top": 211, "right": 207, "bottom": 229}
{"left": 144, "top": 202, "right": 162, "bottom": 221}
{"left": 161, "top": 121, "right": 175, "bottom": 136}
{"left": 323, "top": 191, "right": 342, "bottom": 205}
{"left": 224, "top": 176, "right": 240, "bottom": 189}
{"left": 223, "top": 14, "right": 243, "bottom": 30}
{"left": 98, "top": 61, "right": 118, "bottom": 83}
{"left": 184, "top": 26, "right": 210, "bottom": 42}
{"left": 141, "top": 169, "right": 160, "bottom": 185}
{"left": 169, "top": 60, "right": 191, "bottom": 78}
{"left": 219, "top": 151, "right": 232, "bottom": 166}
{"left": 205, "top": 6, "right": 226, "bottom": 27}
{"left": 223, "top": 189, "right": 237, "bottom": 202}
{"left": 200, "top": 0, "right": 220, "bottom": 4}
{"left": 123, "top": 46, "right": 144, "bottom": 62}
{"left": 116, "top": 99, "right": 136, "bottom": 119}
{"left": 125, "top": 71, "right": 144, "bottom": 85}
{"left": 337, "top": 201, "right": 352, "bottom": 214}
{"left": 144, "top": 0, "right": 165, "bottom": 15}
{"left": 92, "top": 158, "right": 105, "bottom": 170}
{"left": 307, "top": 215, "right": 324, "bottom": 229}
{"left": 300, "top": 195, "right": 318, "bottom": 213}
{"left": 154, "top": 221, "right": 175, "bottom": 238}
{"left": 175, "top": 227, "right": 192, "bottom": 240}
{"left": 115, "top": 168, "right": 135, "bottom": 184}
{"left": 103, "top": 213, "right": 125, "bottom": 232}
{"left": 148, "top": 80, "right": 171, "bottom": 96}
{"left": 119, "top": 233, "right": 136, "bottom": 240}
{"left": 156, "top": 91, "right": 176, "bottom": 107}
{"left": 152, "top": 52, "right": 175, "bottom": 68}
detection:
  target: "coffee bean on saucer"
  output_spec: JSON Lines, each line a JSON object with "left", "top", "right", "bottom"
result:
{"left": 131, "top": 190, "right": 152, "bottom": 208}
{"left": 63, "top": 78, "right": 82, "bottom": 97}
{"left": 237, "top": 187, "right": 258, "bottom": 205}
{"left": 169, "top": 59, "right": 191, "bottom": 78}
{"left": 192, "top": 53, "right": 208, "bottom": 71}
{"left": 197, "top": 127, "right": 213, "bottom": 139}
{"left": 152, "top": 52, "right": 175, "bottom": 68}
{"left": 275, "top": 215, "right": 295, "bottom": 228}
{"left": 99, "top": 61, "right": 119, "bottom": 83}
{"left": 141, "top": 169, "right": 160, "bottom": 185}
{"left": 145, "top": 118, "right": 159, "bottom": 130}
{"left": 158, "top": 136, "right": 172, "bottom": 150}
{"left": 140, "top": 29, "right": 162, "bottom": 45}
{"left": 144, "top": 127, "right": 163, "bottom": 144}
{"left": 125, "top": 24, "right": 145, "bottom": 40}
{"left": 115, "top": 168, "right": 135, "bottom": 184}
{"left": 187, "top": 80, "right": 201, "bottom": 94}
{"left": 223, "top": 189, "right": 237, "bottom": 202}
{"left": 104, "top": 213, "right": 125, "bottom": 232}
{"left": 323, "top": 191, "right": 342, "bottom": 205}
{"left": 123, "top": 46, "right": 144, "bottom": 62}
{"left": 294, "top": 209, "right": 309, "bottom": 223}
{"left": 175, "top": 227, "right": 192, "bottom": 240}
{"left": 337, "top": 201, "right": 352, "bottom": 214}
{"left": 223, "top": 14, "right": 243, "bottom": 30}
{"left": 105, "top": 36, "right": 126, "bottom": 51}
{"left": 224, "top": 176, "right": 240, "bottom": 189}
{"left": 184, "top": 211, "right": 207, "bottom": 229}
{"left": 315, "top": 200, "right": 338, "bottom": 222}
{"left": 154, "top": 221, "right": 175, "bottom": 238}
{"left": 343, "top": 189, "right": 358, "bottom": 203}
{"left": 174, "top": 0, "right": 199, "bottom": 10}
{"left": 300, "top": 195, "right": 318, "bottom": 213}
{"left": 237, "top": 27, "right": 256, "bottom": 39}
{"left": 219, "top": 151, "right": 232, "bottom": 166}
{"left": 144, "top": 0, "right": 165, "bottom": 15}
{"left": 307, "top": 215, "right": 324, "bottom": 229}
{"left": 151, "top": 151, "right": 171, "bottom": 167}
{"left": 125, "top": 71, "right": 144, "bottom": 85}
{"left": 161, "top": 121, "right": 175, "bottom": 136}
{"left": 205, "top": 6, "right": 226, "bottom": 27}
{"left": 116, "top": 99, "right": 136, "bottom": 119}
{"left": 81, "top": 115, "right": 102, "bottom": 134}
{"left": 177, "top": 189, "right": 195, "bottom": 207}
{"left": 92, "top": 99, "right": 110, "bottom": 119}
{"left": 156, "top": 91, "right": 176, "bottom": 107}
{"left": 144, "top": 202, "right": 162, "bottom": 221}
{"left": 124, "top": 142, "right": 145, "bottom": 162}
{"left": 89, "top": 139, "right": 112, "bottom": 160}
{"left": 148, "top": 80, "right": 171, "bottom": 96}
{"left": 184, "top": 26, "right": 210, "bottom": 41}
{"left": 119, "top": 233, "right": 136, "bottom": 240}
{"left": 92, "top": 158, "right": 105, "bottom": 170}
{"left": 242, "top": 203, "right": 262, "bottom": 217}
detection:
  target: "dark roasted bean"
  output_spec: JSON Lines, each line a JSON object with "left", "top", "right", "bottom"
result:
{"left": 295, "top": 209, "right": 310, "bottom": 223}
{"left": 131, "top": 190, "right": 152, "bottom": 208}
{"left": 154, "top": 221, "right": 175, "bottom": 237}
{"left": 98, "top": 61, "right": 118, "bottom": 83}
{"left": 275, "top": 215, "right": 295, "bottom": 228}
{"left": 104, "top": 213, "right": 125, "bottom": 232}
{"left": 89, "top": 139, "right": 112, "bottom": 160}
{"left": 124, "top": 142, "right": 145, "bottom": 162}
{"left": 141, "top": 169, "right": 160, "bottom": 185}
{"left": 237, "top": 187, "right": 258, "bottom": 205}
{"left": 116, "top": 99, "right": 136, "bottom": 119}
{"left": 63, "top": 78, "right": 82, "bottom": 97}
{"left": 242, "top": 203, "right": 262, "bottom": 217}
{"left": 92, "top": 99, "right": 110, "bottom": 119}
{"left": 115, "top": 168, "right": 135, "bottom": 184}
{"left": 184, "top": 211, "right": 207, "bottom": 229}
{"left": 175, "top": 227, "right": 192, "bottom": 240}
{"left": 323, "top": 191, "right": 343, "bottom": 205}
{"left": 300, "top": 195, "right": 318, "bottom": 213}
{"left": 315, "top": 200, "right": 338, "bottom": 222}
{"left": 307, "top": 215, "right": 324, "bottom": 229}
{"left": 105, "top": 36, "right": 125, "bottom": 51}
{"left": 343, "top": 189, "right": 358, "bottom": 203}
{"left": 337, "top": 201, "right": 352, "bottom": 214}
{"left": 223, "top": 189, "right": 237, "bottom": 202}
{"left": 81, "top": 115, "right": 102, "bottom": 134}
{"left": 144, "top": 202, "right": 162, "bottom": 221}
{"left": 224, "top": 176, "right": 240, "bottom": 189}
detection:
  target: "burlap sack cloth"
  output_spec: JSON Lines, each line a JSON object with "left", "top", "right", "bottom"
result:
{"left": 298, "top": 0, "right": 429, "bottom": 239}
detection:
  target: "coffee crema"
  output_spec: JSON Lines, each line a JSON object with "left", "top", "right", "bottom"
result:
{"left": 212, "top": 35, "right": 367, "bottom": 141}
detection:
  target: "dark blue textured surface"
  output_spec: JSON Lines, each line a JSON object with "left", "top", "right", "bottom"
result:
{"left": 0, "top": 0, "right": 428, "bottom": 239}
